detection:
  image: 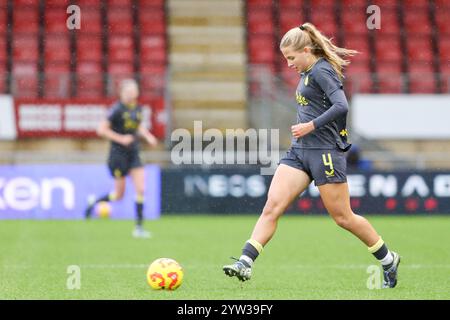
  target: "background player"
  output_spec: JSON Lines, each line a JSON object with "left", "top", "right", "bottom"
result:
{"left": 85, "top": 79, "right": 158, "bottom": 238}
{"left": 223, "top": 23, "right": 401, "bottom": 288}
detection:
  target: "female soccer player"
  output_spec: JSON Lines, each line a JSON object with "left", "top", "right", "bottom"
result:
{"left": 85, "top": 79, "right": 158, "bottom": 239}
{"left": 223, "top": 23, "right": 400, "bottom": 288}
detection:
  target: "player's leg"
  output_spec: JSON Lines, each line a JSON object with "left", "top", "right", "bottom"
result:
{"left": 85, "top": 175, "right": 126, "bottom": 218}
{"left": 85, "top": 152, "right": 127, "bottom": 218}
{"left": 318, "top": 182, "right": 400, "bottom": 288}
{"left": 130, "top": 165, "right": 151, "bottom": 238}
{"left": 223, "top": 164, "right": 311, "bottom": 281}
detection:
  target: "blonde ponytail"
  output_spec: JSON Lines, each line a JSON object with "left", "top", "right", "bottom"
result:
{"left": 280, "top": 23, "right": 358, "bottom": 79}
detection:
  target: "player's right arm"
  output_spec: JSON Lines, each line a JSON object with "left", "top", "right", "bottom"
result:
{"left": 97, "top": 119, "right": 134, "bottom": 146}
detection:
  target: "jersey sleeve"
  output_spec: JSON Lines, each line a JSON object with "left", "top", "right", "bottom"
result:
{"left": 107, "top": 104, "right": 120, "bottom": 123}
{"left": 312, "top": 65, "right": 348, "bottom": 129}
{"left": 314, "top": 64, "right": 343, "bottom": 96}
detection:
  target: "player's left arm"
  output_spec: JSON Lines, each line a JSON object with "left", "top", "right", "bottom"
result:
{"left": 312, "top": 67, "right": 348, "bottom": 129}
{"left": 291, "top": 66, "right": 348, "bottom": 138}
{"left": 137, "top": 124, "right": 158, "bottom": 147}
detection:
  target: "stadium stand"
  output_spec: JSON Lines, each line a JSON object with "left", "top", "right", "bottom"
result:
{"left": 246, "top": 0, "right": 450, "bottom": 94}
{"left": 1, "top": 0, "right": 450, "bottom": 169}
{"left": 1, "top": 0, "right": 448, "bottom": 98}
{"left": 1, "top": 0, "right": 167, "bottom": 99}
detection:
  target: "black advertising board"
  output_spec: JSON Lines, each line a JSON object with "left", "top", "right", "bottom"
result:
{"left": 162, "top": 167, "right": 450, "bottom": 215}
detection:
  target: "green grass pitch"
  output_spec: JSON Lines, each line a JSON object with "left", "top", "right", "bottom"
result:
{"left": 0, "top": 215, "right": 449, "bottom": 299}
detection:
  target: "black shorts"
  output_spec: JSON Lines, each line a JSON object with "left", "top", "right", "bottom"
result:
{"left": 107, "top": 148, "right": 142, "bottom": 178}
{"left": 279, "top": 147, "right": 347, "bottom": 186}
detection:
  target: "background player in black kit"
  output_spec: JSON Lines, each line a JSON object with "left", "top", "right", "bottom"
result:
{"left": 224, "top": 23, "right": 401, "bottom": 288}
{"left": 85, "top": 79, "right": 158, "bottom": 238}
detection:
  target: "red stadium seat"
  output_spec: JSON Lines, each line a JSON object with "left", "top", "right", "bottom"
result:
{"left": 0, "top": 10, "right": 6, "bottom": 34}
{"left": 279, "top": 0, "right": 303, "bottom": 10}
{"left": 407, "top": 37, "right": 433, "bottom": 62}
{"left": 439, "top": 38, "right": 450, "bottom": 65}
{"left": 341, "top": 0, "right": 366, "bottom": 10}
{"left": 341, "top": 9, "right": 369, "bottom": 35}
{"left": 108, "top": 0, "right": 132, "bottom": 6}
{"left": 45, "top": 62, "right": 70, "bottom": 73}
{"left": 409, "top": 63, "right": 436, "bottom": 93}
{"left": 79, "top": 8, "right": 102, "bottom": 34}
{"left": 376, "top": 62, "right": 404, "bottom": 93}
{"left": 311, "top": 0, "right": 336, "bottom": 9}
{"left": 377, "top": 0, "right": 398, "bottom": 9}
{"left": 279, "top": 11, "right": 304, "bottom": 34}
{"left": 77, "top": 35, "right": 103, "bottom": 61}
{"left": 281, "top": 66, "right": 300, "bottom": 89}
{"left": 14, "top": 0, "right": 39, "bottom": 7}
{"left": 13, "top": 35, "right": 38, "bottom": 61}
{"left": 403, "top": 12, "right": 432, "bottom": 35}
{"left": 309, "top": 10, "right": 336, "bottom": 36}
{"left": 140, "top": 35, "right": 166, "bottom": 63}
{"left": 13, "top": 9, "right": 38, "bottom": 33}
{"left": 0, "top": 36, "right": 6, "bottom": 61}
{"left": 45, "top": 9, "right": 70, "bottom": 33}
{"left": 109, "top": 35, "right": 134, "bottom": 62}
{"left": 409, "top": 75, "right": 436, "bottom": 93}
{"left": 108, "top": 62, "right": 134, "bottom": 77}
{"left": 343, "top": 35, "right": 370, "bottom": 64}
{"left": 12, "top": 61, "right": 37, "bottom": 74}
{"left": 248, "top": 35, "right": 276, "bottom": 64}
{"left": 409, "top": 62, "right": 434, "bottom": 74}
{"left": 0, "top": 62, "right": 5, "bottom": 93}
{"left": 108, "top": 8, "right": 133, "bottom": 34}
{"left": 139, "top": 0, "right": 165, "bottom": 8}
{"left": 377, "top": 10, "right": 400, "bottom": 35}
{"left": 403, "top": 0, "right": 429, "bottom": 10}
{"left": 441, "top": 61, "right": 450, "bottom": 75}
{"left": 44, "top": 63, "right": 71, "bottom": 98}
{"left": 45, "top": 0, "right": 71, "bottom": 8}
{"left": 12, "top": 62, "right": 38, "bottom": 97}
{"left": 108, "top": 63, "right": 135, "bottom": 96}
{"left": 75, "top": 0, "right": 101, "bottom": 8}
{"left": 77, "top": 61, "right": 102, "bottom": 74}
{"left": 435, "top": 0, "right": 450, "bottom": 9}
{"left": 139, "top": 9, "right": 166, "bottom": 35}
{"left": 436, "top": 10, "right": 450, "bottom": 35}
{"left": 440, "top": 62, "right": 450, "bottom": 93}
{"left": 45, "top": 34, "right": 71, "bottom": 63}
{"left": 77, "top": 62, "right": 104, "bottom": 98}
{"left": 345, "top": 62, "right": 373, "bottom": 93}
{"left": 374, "top": 35, "right": 402, "bottom": 62}
{"left": 248, "top": 9, "right": 274, "bottom": 34}
{"left": 140, "top": 64, "right": 165, "bottom": 76}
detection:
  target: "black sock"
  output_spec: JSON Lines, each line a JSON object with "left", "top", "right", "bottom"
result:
{"left": 96, "top": 194, "right": 111, "bottom": 204}
{"left": 240, "top": 242, "right": 261, "bottom": 267}
{"left": 85, "top": 194, "right": 111, "bottom": 217}
{"left": 372, "top": 243, "right": 393, "bottom": 270}
{"left": 135, "top": 201, "right": 144, "bottom": 227}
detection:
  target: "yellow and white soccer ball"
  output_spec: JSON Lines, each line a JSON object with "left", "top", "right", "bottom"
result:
{"left": 146, "top": 258, "right": 184, "bottom": 290}
{"left": 96, "top": 201, "right": 111, "bottom": 218}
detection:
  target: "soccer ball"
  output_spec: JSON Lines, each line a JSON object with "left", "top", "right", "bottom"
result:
{"left": 146, "top": 258, "right": 184, "bottom": 290}
{"left": 96, "top": 201, "right": 111, "bottom": 218}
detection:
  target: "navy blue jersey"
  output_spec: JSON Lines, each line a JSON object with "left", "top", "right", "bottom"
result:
{"left": 293, "top": 58, "right": 351, "bottom": 151}
{"left": 107, "top": 102, "right": 143, "bottom": 152}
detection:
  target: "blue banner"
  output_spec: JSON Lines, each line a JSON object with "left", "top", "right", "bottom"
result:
{"left": 0, "top": 165, "right": 161, "bottom": 219}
